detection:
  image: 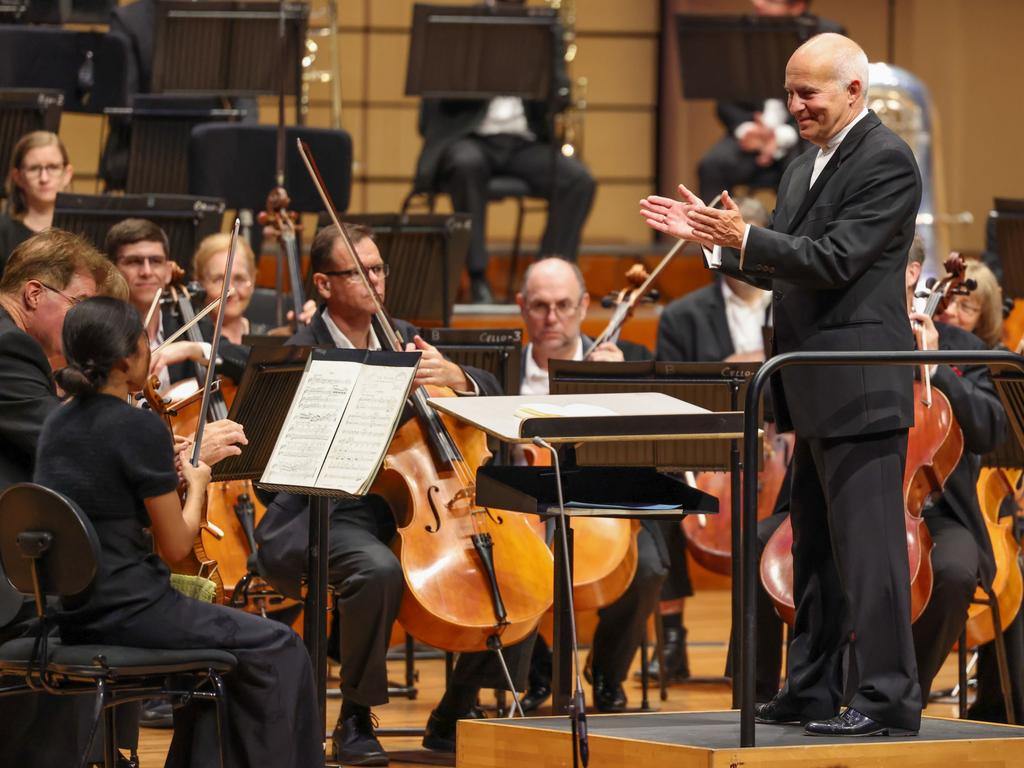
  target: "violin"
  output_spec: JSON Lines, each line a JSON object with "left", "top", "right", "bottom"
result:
{"left": 761, "top": 254, "right": 974, "bottom": 625}
{"left": 299, "top": 140, "right": 554, "bottom": 652}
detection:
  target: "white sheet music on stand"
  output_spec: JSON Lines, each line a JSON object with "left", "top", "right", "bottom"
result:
{"left": 261, "top": 347, "right": 419, "bottom": 495}
{"left": 427, "top": 391, "right": 743, "bottom": 444}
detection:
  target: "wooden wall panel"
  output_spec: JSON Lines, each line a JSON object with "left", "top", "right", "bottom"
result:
{"left": 573, "top": 37, "right": 658, "bottom": 107}
{"left": 365, "top": 106, "right": 420, "bottom": 179}
{"left": 583, "top": 111, "right": 654, "bottom": 181}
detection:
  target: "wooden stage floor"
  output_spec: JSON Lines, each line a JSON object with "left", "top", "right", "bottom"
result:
{"left": 136, "top": 589, "right": 991, "bottom": 767}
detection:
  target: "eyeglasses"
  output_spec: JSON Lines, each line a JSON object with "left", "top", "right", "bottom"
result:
{"left": 947, "top": 297, "right": 982, "bottom": 317}
{"left": 40, "top": 282, "right": 82, "bottom": 306}
{"left": 21, "top": 163, "right": 66, "bottom": 179}
{"left": 117, "top": 254, "right": 169, "bottom": 269}
{"left": 206, "top": 274, "right": 254, "bottom": 288}
{"left": 321, "top": 264, "right": 390, "bottom": 282}
{"left": 525, "top": 299, "right": 582, "bottom": 319}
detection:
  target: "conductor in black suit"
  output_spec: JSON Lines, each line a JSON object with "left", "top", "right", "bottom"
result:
{"left": 413, "top": 0, "right": 596, "bottom": 304}
{"left": 698, "top": 0, "right": 844, "bottom": 203}
{"left": 642, "top": 33, "right": 924, "bottom": 736}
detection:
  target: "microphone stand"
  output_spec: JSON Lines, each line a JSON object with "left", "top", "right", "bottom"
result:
{"left": 533, "top": 436, "right": 589, "bottom": 768}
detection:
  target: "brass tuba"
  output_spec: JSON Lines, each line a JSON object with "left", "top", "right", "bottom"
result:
{"left": 867, "top": 63, "right": 972, "bottom": 279}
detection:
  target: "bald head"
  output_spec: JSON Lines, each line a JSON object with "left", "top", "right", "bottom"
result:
{"left": 785, "top": 33, "right": 869, "bottom": 147}
{"left": 520, "top": 256, "right": 586, "bottom": 301}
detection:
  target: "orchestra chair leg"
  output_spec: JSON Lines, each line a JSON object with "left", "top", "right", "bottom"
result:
{"left": 986, "top": 589, "right": 1016, "bottom": 725}
{"left": 102, "top": 685, "right": 118, "bottom": 768}
{"left": 505, "top": 196, "right": 527, "bottom": 302}
{"left": 639, "top": 626, "right": 651, "bottom": 710}
{"left": 653, "top": 612, "right": 669, "bottom": 701}
{"left": 212, "top": 670, "right": 229, "bottom": 768}
{"left": 958, "top": 627, "right": 969, "bottom": 719}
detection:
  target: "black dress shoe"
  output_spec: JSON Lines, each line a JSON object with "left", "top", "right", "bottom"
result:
{"left": 519, "top": 682, "right": 552, "bottom": 713}
{"left": 422, "top": 707, "right": 484, "bottom": 752}
{"left": 635, "top": 625, "right": 690, "bottom": 682}
{"left": 333, "top": 706, "right": 389, "bottom": 766}
{"left": 754, "top": 693, "right": 805, "bottom": 725}
{"left": 139, "top": 698, "right": 174, "bottom": 729}
{"left": 591, "top": 671, "right": 627, "bottom": 713}
{"left": 469, "top": 277, "right": 494, "bottom": 304}
{"left": 804, "top": 708, "right": 918, "bottom": 737}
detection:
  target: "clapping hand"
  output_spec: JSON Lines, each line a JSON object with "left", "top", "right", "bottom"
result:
{"left": 639, "top": 184, "right": 710, "bottom": 244}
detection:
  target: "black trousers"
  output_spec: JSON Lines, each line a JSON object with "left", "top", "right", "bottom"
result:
{"left": 300, "top": 498, "right": 533, "bottom": 708}
{"left": 591, "top": 525, "right": 670, "bottom": 685}
{"left": 437, "top": 134, "right": 596, "bottom": 276}
{"left": 62, "top": 590, "right": 322, "bottom": 768}
{"left": 911, "top": 512, "right": 980, "bottom": 700}
{"left": 783, "top": 429, "right": 922, "bottom": 731}
{"left": 697, "top": 135, "right": 797, "bottom": 204}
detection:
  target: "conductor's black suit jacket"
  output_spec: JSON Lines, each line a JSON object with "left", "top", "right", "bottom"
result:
{"left": 716, "top": 111, "right": 922, "bottom": 439}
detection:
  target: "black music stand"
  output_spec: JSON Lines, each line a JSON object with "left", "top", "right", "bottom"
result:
{"left": 993, "top": 198, "right": 1024, "bottom": 299}
{"left": 104, "top": 96, "right": 246, "bottom": 194}
{"left": 674, "top": 15, "right": 816, "bottom": 101}
{"left": 549, "top": 359, "right": 760, "bottom": 708}
{"left": 151, "top": 0, "right": 307, "bottom": 107}
{"left": 53, "top": 192, "right": 225, "bottom": 272}
{"left": 419, "top": 326, "right": 523, "bottom": 397}
{"left": 0, "top": 89, "right": 63, "bottom": 199}
{"left": 329, "top": 213, "right": 470, "bottom": 328}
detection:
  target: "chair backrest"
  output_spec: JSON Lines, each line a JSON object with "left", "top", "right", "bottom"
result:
{"left": 0, "top": 483, "right": 100, "bottom": 602}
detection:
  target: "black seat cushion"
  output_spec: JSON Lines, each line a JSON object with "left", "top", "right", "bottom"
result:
{"left": 0, "top": 637, "right": 237, "bottom": 677}
{"left": 486, "top": 175, "right": 532, "bottom": 200}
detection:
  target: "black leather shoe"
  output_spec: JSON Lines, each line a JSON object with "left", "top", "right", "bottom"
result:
{"left": 591, "top": 671, "right": 627, "bottom": 713}
{"left": 635, "top": 625, "right": 690, "bottom": 682}
{"left": 754, "top": 693, "right": 805, "bottom": 725}
{"left": 139, "top": 698, "right": 174, "bottom": 729}
{"left": 804, "top": 708, "right": 918, "bottom": 737}
{"left": 422, "top": 707, "right": 484, "bottom": 752}
{"left": 519, "top": 682, "right": 552, "bottom": 713}
{"left": 333, "top": 706, "right": 389, "bottom": 766}
{"left": 469, "top": 277, "right": 494, "bottom": 304}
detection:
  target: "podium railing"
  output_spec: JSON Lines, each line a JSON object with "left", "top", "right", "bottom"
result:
{"left": 739, "top": 349, "right": 1024, "bottom": 747}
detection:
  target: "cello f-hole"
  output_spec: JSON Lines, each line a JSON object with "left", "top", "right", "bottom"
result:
{"left": 426, "top": 485, "right": 445, "bottom": 533}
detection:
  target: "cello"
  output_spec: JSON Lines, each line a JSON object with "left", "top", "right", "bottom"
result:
{"left": 760, "top": 254, "right": 974, "bottom": 625}
{"left": 298, "top": 140, "right": 554, "bottom": 653}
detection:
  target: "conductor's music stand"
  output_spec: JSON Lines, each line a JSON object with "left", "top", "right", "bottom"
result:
{"left": 0, "top": 89, "right": 63, "bottom": 199}
{"left": 674, "top": 14, "right": 818, "bottom": 101}
{"left": 53, "top": 192, "right": 225, "bottom": 273}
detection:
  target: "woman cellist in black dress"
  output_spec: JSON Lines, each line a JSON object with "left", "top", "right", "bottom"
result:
{"left": 33, "top": 296, "right": 322, "bottom": 768}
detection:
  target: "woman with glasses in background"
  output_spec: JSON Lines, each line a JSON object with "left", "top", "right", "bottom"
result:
{"left": 1, "top": 131, "right": 73, "bottom": 272}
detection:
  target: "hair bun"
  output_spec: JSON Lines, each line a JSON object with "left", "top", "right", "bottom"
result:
{"left": 55, "top": 363, "right": 101, "bottom": 396}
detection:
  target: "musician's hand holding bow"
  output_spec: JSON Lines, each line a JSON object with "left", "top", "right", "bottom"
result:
{"left": 640, "top": 184, "right": 709, "bottom": 243}
{"left": 588, "top": 341, "right": 625, "bottom": 362}
{"left": 286, "top": 299, "right": 318, "bottom": 327}
{"left": 910, "top": 312, "right": 940, "bottom": 352}
{"left": 407, "top": 335, "right": 471, "bottom": 392}
{"left": 689, "top": 191, "right": 747, "bottom": 250}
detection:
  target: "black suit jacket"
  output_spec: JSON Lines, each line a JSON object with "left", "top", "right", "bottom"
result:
{"left": 413, "top": 10, "right": 569, "bottom": 191}
{"left": 717, "top": 111, "right": 922, "bottom": 438}
{"left": 0, "top": 308, "right": 59, "bottom": 627}
{"left": 929, "top": 322, "right": 1007, "bottom": 589}
{"left": 656, "top": 280, "right": 737, "bottom": 362}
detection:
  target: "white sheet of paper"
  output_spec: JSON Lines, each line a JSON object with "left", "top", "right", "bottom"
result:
{"left": 316, "top": 364, "right": 417, "bottom": 493}
{"left": 261, "top": 358, "right": 362, "bottom": 487}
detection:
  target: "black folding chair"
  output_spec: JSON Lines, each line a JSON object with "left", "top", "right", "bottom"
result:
{"left": 0, "top": 483, "right": 237, "bottom": 768}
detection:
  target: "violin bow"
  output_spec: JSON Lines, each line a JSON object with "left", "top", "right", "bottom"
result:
{"left": 190, "top": 218, "right": 240, "bottom": 467}
{"left": 296, "top": 138, "right": 404, "bottom": 352}
{"left": 151, "top": 289, "right": 234, "bottom": 354}
{"left": 585, "top": 238, "right": 684, "bottom": 356}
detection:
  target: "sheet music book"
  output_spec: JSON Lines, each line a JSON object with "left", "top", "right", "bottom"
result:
{"left": 260, "top": 347, "right": 419, "bottom": 495}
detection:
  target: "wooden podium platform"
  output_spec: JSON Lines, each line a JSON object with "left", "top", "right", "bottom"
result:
{"left": 456, "top": 710, "right": 1024, "bottom": 768}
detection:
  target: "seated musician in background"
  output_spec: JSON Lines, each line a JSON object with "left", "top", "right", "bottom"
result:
{"left": 650, "top": 198, "right": 773, "bottom": 685}
{"left": 904, "top": 241, "right": 1010, "bottom": 711}
{"left": 34, "top": 296, "right": 322, "bottom": 768}
{"left": 413, "top": 0, "right": 596, "bottom": 303}
{"left": 1, "top": 131, "right": 73, "bottom": 271}
{"left": 256, "top": 222, "right": 532, "bottom": 765}
{"left": 697, "top": 0, "right": 843, "bottom": 203}
{"left": 512, "top": 256, "right": 670, "bottom": 713}
{"left": 0, "top": 229, "right": 136, "bottom": 766}
{"left": 926, "top": 257, "right": 1024, "bottom": 723}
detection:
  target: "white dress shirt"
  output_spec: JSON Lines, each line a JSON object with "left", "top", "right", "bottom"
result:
{"left": 475, "top": 97, "right": 534, "bottom": 140}
{"left": 321, "top": 307, "right": 381, "bottom": 350}
{"left": 720, "top": 280, "right": 772, "bottom": 355}
{"left": 733, "top": 98, "right": 799, "bottom": 160}
{"left": 520, "top": 338, "right": 584, "bottom": 396}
